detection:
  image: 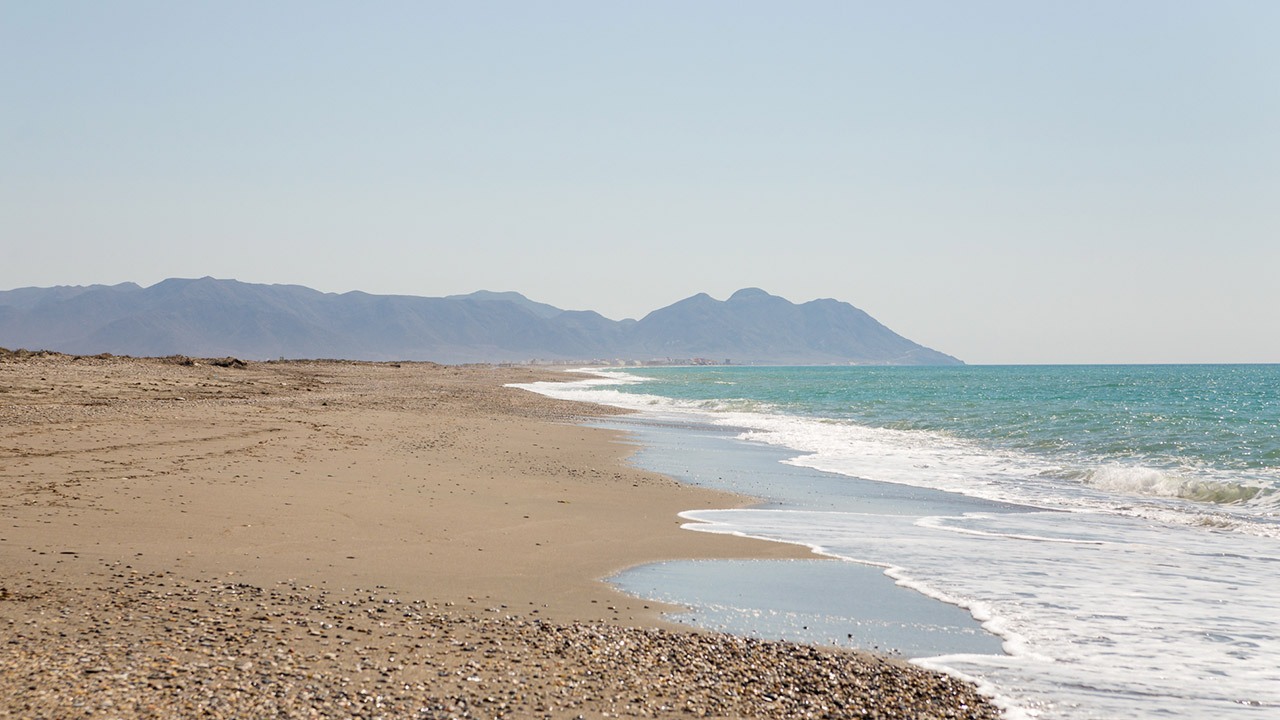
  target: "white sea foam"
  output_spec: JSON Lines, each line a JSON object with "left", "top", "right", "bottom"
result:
{"left": 517, "top": 369, "right": 1280, "bottom": 718}
{"left": 517, "top": 370, "right": 1280, "bottom": 537}
{"left": 680, "top": 506, "right": 1280, "bottom": 719}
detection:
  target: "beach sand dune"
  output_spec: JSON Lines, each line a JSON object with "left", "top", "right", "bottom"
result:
{"left": 0, "top": 352, "right": 997, "bottom": 719}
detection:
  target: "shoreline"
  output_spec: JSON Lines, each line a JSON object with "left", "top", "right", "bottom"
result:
{"left": 590, "top": 414, "right": 1008, "bottom": 660}
{"left": 0, "top": 352, "right": 999, "bottom": 718}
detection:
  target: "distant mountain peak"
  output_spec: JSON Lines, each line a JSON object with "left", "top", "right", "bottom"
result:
{"left": 448, "top": 290, "right": 530, "bottom": 302}
{"left": 0, "top": 279, "right": 961, "bottom": 365}
{"left": 628, "top": 287, "right": 959, "bottom": 365}
{"left": 727, "top": 287, "right": 773, "bottom": 301}
{"left": 446, "top": 290, "right": 564, "bottom": 319}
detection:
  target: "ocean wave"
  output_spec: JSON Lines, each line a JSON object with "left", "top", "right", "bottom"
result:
{"left": 522, "top": 367, "right": 1280, "bottom": 719}
{"left": 511, "top": 371, "right": 778, "bottom": 416}
{"left": 1079, "top": 465, "right": 1265, "bottom": 505}
{"left": 516, "top": 369, "right": 1280, "bottom": 537}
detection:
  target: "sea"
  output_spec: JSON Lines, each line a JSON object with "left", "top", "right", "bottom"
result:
{"left": 515, "top": 364, "right": 1280, "bottom": 720}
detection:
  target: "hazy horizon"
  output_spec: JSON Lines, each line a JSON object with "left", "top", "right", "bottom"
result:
{"left": 4, "top": 2, "right": 1277, "bottom": 364}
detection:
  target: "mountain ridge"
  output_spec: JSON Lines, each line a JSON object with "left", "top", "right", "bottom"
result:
{"left": 0, "top": 278, "right": 961, "bottom": 365}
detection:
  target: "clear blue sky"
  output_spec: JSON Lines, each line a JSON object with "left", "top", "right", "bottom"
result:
{"left": 4, "top": 1, "right": 1277, "bottom": 364}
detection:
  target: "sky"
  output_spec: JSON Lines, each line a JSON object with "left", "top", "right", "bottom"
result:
{"left": 3, "top": 1, "right": 1277, "bottom": 364}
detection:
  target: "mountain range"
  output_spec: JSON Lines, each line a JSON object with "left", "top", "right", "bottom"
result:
{"left": 0, "top": 278, "right": 961, "bottom": 365}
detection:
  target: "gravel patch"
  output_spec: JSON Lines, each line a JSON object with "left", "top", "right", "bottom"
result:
{"left": 1, "top": 570, "right": 997, "bottom": 719}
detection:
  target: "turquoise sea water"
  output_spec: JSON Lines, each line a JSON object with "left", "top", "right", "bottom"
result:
{"left": 518, "top": 365, "right": 1280, "bottom": 720}
{"left": 604, "top": 365, "right": 1280, "bottom": 503}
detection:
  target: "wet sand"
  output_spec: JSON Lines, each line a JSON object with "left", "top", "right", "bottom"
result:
{"left": 0, "top": 351, "right": 998, "bottom": 719}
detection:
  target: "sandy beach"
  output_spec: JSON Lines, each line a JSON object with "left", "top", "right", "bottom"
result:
{"left": 0, "top": 352, "right": 998, "bottom": 719}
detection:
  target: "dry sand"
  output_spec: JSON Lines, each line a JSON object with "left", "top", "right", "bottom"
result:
{"left": 0, "top": 352, "right": 998, "bottom": 719}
